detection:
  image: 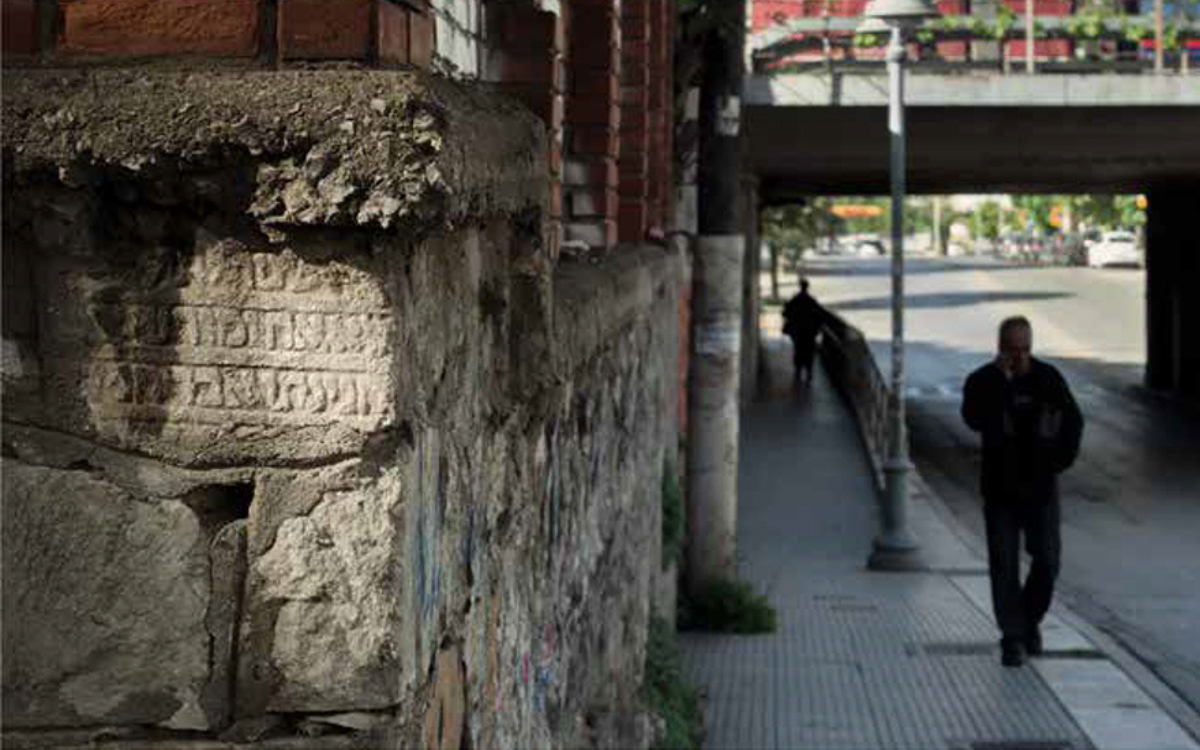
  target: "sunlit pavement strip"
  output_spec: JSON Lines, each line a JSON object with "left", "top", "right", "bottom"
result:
{"left": 951, "top": 576, "right": 1200, "bottom": 750}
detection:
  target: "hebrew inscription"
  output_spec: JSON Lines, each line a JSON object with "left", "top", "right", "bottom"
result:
{"left": 83, "top": 240, "right": 394, "bottom": 430}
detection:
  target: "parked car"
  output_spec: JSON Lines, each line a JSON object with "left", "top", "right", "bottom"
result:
{"left": 1087, "top": 230, "right": 1142, "bottom": 268}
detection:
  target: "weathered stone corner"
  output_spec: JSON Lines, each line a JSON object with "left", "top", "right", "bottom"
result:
{"left": 3, "top": 65, "right": 681, "bottom": 750}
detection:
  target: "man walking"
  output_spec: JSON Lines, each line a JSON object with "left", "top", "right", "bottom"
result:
{"left": 961, "top": 316, "right": 1084, "bottom": 667}
{"left": 782, "top": 279, "right": 822, "bottom": 384}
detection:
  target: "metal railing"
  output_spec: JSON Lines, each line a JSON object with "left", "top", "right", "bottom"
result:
{"left": 818, "top": 307, "right": 890, "bottom": 490}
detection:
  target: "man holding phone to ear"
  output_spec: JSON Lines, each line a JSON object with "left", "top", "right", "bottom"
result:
{"left": 962, "top": 316, "right": 1084, "bottom": 667}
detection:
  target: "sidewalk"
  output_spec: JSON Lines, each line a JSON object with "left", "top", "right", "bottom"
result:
{"left": 680, "top": 336, "right": 1200, "bottom": 750}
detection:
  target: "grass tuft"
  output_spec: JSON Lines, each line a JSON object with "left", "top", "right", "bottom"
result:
{"left": 661, "top": 460, "right": 684, "bottom": 567}
{"left": 679, "top": 578, "right": 778, "bottom": 634}
{"left": 643, "top": 616, "right": 705, "bottom": 750}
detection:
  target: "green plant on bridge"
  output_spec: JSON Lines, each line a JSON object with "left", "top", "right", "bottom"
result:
{"left": 1064, "top": 7, "right": 1110, "bottom": 39}
{"left": 990, "top": 5, "right": 1018, "bottom": 40}
{"left": 853, "top": 32, "right": 886, "bottom": 48}
{"left": 1121, "top": 18, "right": 1152, "bottom": 44}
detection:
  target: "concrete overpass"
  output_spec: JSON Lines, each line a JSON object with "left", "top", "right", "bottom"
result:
{"left": 741, "top": 72, "right": 1200, "bottom": 396}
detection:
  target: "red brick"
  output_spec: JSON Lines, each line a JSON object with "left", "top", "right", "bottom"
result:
{"left": 568, "top": 98, "right": 620, "bottom": 128}
{"left": 566, "top": 187, "right": 619, "bottom": 218}
{"left": 59, "top": 0, "right": 261, "bottom": 58}
{"left": 409, "top": 6, "right": 434, "bottom": 69}
{"left": 549, "top": 135, "right": 564, "bottom": 176}
{"left": 621, "top": 14, "right": 649, "bottom": 40}
{"left": 619, "top": 154, "right": 649, "bottom": 182}
{"left": 623, "top": 37, "right": 650, "bottom": 65}
{"left": 621, "top": 84, "right": 649, "bottom": 110}
{"left": 571, "top": 3, "right": 617, "bottom": 34}
{"left": 573, "top": 71, "right": 619, "bottom": 101}
{"left": 502, "top": 87, "right": 564, "bottom": 129}
{"left": 623, "top": 62, "right": 650, "bottom": 87}
{"left": 378, "top": 0, "right": 410, "bottom": 65}
{"left": 2, "top": 0, "right": 38, "bottom": 58}
{"left": 279, "top": 0, "right": 371, "bottom": 60}
{"left": 619, "top": 201, "right": 648, "bottom": 242}
{"left": 563, "top": 158, "right": 618, "bottom": 187}
{"left": 570, "top": 125, "right": 619, "bottom": 157}
{"left": 495, "top": 7, "right": 563, "bottom": 53}
{"left": 495, "top": 49, "right": 562, "bottom": 89}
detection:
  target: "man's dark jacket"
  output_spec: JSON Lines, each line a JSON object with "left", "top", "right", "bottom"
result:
{"left": 961, "top": 357, "right": 1084, "bottom": 504}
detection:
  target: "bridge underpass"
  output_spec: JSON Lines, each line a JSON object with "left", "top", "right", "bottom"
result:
{"left": 743, "top": 73, "right": 1200, "bottom": 397}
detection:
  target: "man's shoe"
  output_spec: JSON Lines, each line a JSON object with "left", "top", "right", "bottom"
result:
{"left": 1001, "top": 640, "right": 1027, "bottom": 667}
{"left": 1025, "top": 628, "right": 1043, "bottom": 657}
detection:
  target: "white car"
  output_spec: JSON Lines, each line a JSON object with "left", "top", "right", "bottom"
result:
{"left": 1087, "top": 231, "right": 1142, "bottom": 268}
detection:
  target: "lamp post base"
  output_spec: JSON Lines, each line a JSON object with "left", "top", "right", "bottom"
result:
{"left": 867, "top": 530, "right": 927, "bottom": 571}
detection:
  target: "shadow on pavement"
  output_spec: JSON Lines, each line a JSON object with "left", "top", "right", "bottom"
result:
{"left": 831, "top": 290, "right": 1073, "bottom": 311}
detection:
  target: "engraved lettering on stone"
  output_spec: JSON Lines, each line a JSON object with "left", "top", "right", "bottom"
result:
{"left": 84, "top": 242, "right": 392, "bottom": 430}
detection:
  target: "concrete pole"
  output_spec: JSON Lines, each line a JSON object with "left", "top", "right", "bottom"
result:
{"left": 932, "top": 195, "right": 943, "bottom": 255}
{"left": 1154, "top": 0, "right": 1165, "bottom": 74}
{"left": 1025, "top": 0, "right": 1036, "bottom": 74}
{"left": 741, "top": 176, "right": 761, "bottom": 408}
{"left": 869, "top": 25, "right": 922, "bottom": 572}
{"left": 688, "top": 0, "right": 746, "bottom": 595}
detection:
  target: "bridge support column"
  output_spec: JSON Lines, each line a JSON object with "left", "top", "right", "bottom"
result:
{"left": 1146, "top": 186, "right": 1200, "bottom": 398}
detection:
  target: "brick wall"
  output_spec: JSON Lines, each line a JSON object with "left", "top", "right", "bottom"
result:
{"left": 487, "top": 4, "right": 567, "bottom": 259}
{"left": 563, "top": 0, "right": 622, "bottom": 250}
{"left": 3, "top": 0, "right": 677, "bottom": 256}
{"left": 1, "top": 0, "right": 437, "bottom": 68}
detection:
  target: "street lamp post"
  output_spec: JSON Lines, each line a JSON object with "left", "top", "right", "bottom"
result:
{"left": 859, "top": 0, "right": 938, "bottom": 571}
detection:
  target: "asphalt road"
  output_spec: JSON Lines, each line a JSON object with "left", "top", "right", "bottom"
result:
{"left": 782, "top": 254, "right": 1200, "bottom": 715}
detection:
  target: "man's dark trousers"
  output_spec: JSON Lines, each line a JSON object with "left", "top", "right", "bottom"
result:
{"left": 984, "top": 496, "right": 1061, "bottom": 645}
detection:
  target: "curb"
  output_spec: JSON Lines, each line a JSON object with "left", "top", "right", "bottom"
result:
{"left": 911, "top": 466, "right": 1200, "bottom": 748}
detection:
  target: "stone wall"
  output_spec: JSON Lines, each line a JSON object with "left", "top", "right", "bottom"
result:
{"left": 2, "top": 68, "right": 681, "bottom": 750}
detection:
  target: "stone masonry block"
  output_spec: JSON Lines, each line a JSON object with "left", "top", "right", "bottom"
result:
{"left": 2, "top": 462, "right": 211, "bottom": 730}
{"left": 278, "top": 0, "right": 372, "bottom": 60}
{"left": 58, "top": 0, "right": 262, "bottom": 58}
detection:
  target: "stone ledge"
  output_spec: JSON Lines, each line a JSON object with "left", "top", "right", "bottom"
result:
{"left": 2, "top": 68, "right": 547, "bottom": 235}
{"left": 553, "top": 243, "right": 682, "bottom": 374}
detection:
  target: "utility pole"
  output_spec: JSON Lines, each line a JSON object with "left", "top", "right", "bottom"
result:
{"left": 1025, "top": 0, "right": 1036, "bottom": 73}
{"left": 1154, "top": 0, "right": 1164, "bottom": 74}
{"left": 688, "top": 0, "right": 746, "bottom": 596}
{"left": 932, "top": 195, "right": 943, "bottom": 255}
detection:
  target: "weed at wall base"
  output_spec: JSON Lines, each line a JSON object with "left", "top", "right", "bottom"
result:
{"left": 678, "top": 578, "right": 778, "bottom": 634}
{"left": 643, "top": 615, "right": 705, "bottom": 750}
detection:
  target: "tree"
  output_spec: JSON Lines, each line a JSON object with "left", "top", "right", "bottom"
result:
{"left": 976, "top": 200, "right": 1003, "bottom": 241}
{"left": 761, "top": 200, "right": 836, "bottom": 299}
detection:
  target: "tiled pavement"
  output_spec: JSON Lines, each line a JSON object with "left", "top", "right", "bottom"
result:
{"left": 680, "top": 338, "right": 1200, "bottom": 750}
